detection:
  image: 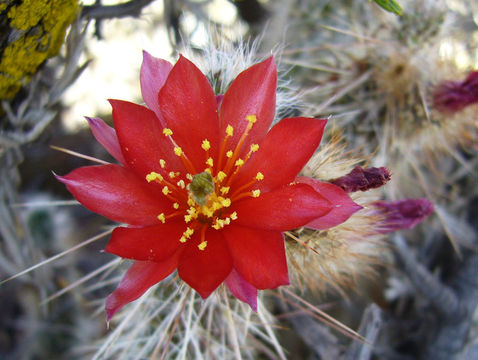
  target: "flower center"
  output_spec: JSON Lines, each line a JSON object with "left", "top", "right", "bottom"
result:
{"left": 145, "top": 114, "right": 265, "bottom": 251}
{"left": 190, "top": 171, "right": 214, "bottom": 206}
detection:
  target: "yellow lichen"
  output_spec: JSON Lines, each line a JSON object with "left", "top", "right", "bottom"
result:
{"left": 0, "top": 0, "right": 79, "bottom": 99}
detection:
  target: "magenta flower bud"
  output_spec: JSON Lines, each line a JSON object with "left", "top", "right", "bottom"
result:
{"left": 372, "top": 198, "right": 434, "bottom": 233}
{"left": 331, "top": 166, "right": 391, "bottom": 193}
{"left": 433, "top": 71, "right": 478, "bottom": 113}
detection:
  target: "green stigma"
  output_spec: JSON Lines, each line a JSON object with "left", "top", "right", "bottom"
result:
{"left": 190, "top": 171, "right": 214, "bottom": 206}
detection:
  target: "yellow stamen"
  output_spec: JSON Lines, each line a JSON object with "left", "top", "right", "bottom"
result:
{"left": 174, "top": 147, "right": 183, "bottom": 156}
{"left": 163, "top": 128, "right": 173, "bottom": 136}
{"left": 173, "top": 202, "right": 179, "bottom": 209}
{"left": 146, "top": 172, "right": 163, "bottom": 183}
{"left": 177, "top": 180, "right": 185, "bottom": 189}
{"left": 252, "top": 189, "right": 261, "bottom": 198}
{"left": 246, "top": 114, "right": 257, "bottom": 124}
{"left": 157, "top": 213, "right": 166, "bottom": 223}
{"left": 230, "top": 211, "right": 238, "bottom": 220}
{"left": 201, "top": 139, "right": 211, "bottom": 151}
{"left": 250, "top": 144, "right": 259, "bottom": 152}
{"left": 168, "top": 171, "right": 176, "bottom": 179}
{"left": 221, "top": 198, "right": 231, "bottom": 207}
{"left": 226, "top": 150, "right": 233, "bottom": 158}
{"left": 226, "top": 125, "right": 234, "bottom": 136}
{"left": 256, "top": 172, "right": 264, "bottom": 181}
{"left": 180, "top": 236, "right": 187, "bottom": 243}
{"left": 186, "top": 173, "right": 193, "bottom": 181}
{"left": 159, "top": 159, "right": 166, "bottom": 168}
{"left": 184, "top": 227, "right": 194, "bottom": 237}
{"left": 162, "top": 186, "right": 171, "bottom": 195}
{"left": 234, "top": 158, "right": 244, "bottom": 167}
{"left": 206, "top": 157, "right": 214, "bottom": 167}
{"left": 198, "top": 241, "right": 208, "bottom": 250}
{"left": 220, "top": 186, "right": 230, "bottom": 195}
{"left": 184, "top": 214, "right": 192, "bottom": 223}
{"left": 217, "top": 171, "right": 227, "bottom": 182}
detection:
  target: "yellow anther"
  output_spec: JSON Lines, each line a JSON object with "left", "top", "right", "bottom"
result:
{"left": 187, "top": 207, "right": 197, "bottom": 216}
{"left": 246, "top": 114, "right": 257, "bottom": 124}
{"left": 221, "top": 198, "right": 231, "bottom": 207}
{"left": 177, "top": 179, "right": 185, "bottom": 189}
{"left": 256, "top": 172, "right": 264, "bottom": 181}
{"left": 235, "top": 158, "right": 244, "bottom": 167}
{"left": 168, "top": 171, "right": 176, "bottom": 179}
{"left": 217, "top": 171, "right": 227, "bottom": 182}
{"left": 201, "top": 139, "right": 211, "bottom": 151}
{"left": 220, "top": 186, "right": 230, "bottom": 195}
{"left": 159, "top": 159, "right": 166, "bottom": 168}
{"left": 252, "top": 189, "right": 261, "bottom": 198}
{"left": 163, "top": 128, "right": 173, "bottom": 136}
{"left": 146, "top": 172, "right": 163, "bottom": 183}
{"left": 226, "top": 125, "right": 234, "bottom": 136}
{"left": 230, "top": 211, "right": 238, "bottom": 220}
{"left": 157, "top": 213, "right": 166, "bottom": 223}
{"left": 174, "top": 147, "right": 183, "bottom": 156}
{"left": 206, "top": 157, "right": 214, "bottom": 167}
{"left": 184, "top": 227, "right": 194, "bottom": 237}
{"left": 186, "top": 173, "right": 193, "bottom": 181}
{"left": 212, "top": 223, "right": 221, "bottom": 230}
{"left": 187, "top": 198, "right": 195, "bottom": 207}
{"left": 173, "top": 202, "right": 179, "bottom": 209}
{"left": 224, "top": 217, "right": 231, "bottom": 225}
{"left": 198, "top": 241, "right": 208, "bottom": 251}
{"left": 180, "top": 236, "right": 187, "bottom": 243}
{"left": 226, "top": 150, "right": 233, "bottom": 158}
{"left": 250, "top": 144, "right": 259, "bottom": 152}
{"left": 204, "top": 168, "right": 212, "bottom": 174}
{"left": 162, "top": 186, "right": 171, "bottom": 195}
{"left": 184, "top": 214, "right": 192, "bottom": 223}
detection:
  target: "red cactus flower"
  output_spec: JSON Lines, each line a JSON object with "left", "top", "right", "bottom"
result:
{"left": 57, "top": 52, "right": 361, "bottom": 319}
{"left": 433, "top": 70, "right": 478, "bottom": 113}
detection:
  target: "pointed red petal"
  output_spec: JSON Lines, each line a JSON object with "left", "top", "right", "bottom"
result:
{"left": 109, "top": 99, "right": 185, "bottom": 178}
{"left": 140, "top": 51, "right": 173, "bottom": 119}
{"left": 219, "top": 57, "right": 277, "bottom": 157}
{"left": 296, "top": 177, "right": 363, "bottom": 230}
{"left": 224, "top": 226, "right": 289, "bottom": 290}
{"left": 57, "top": 164, "right": 171, "bottom": 226}
{"left": 106, "top": 223, "right": 186, "bottom": 261}
{"left": 178, "top": 228, "right": 232, "bottom": 298}
{"left": 233, "top": 183, "right": 332, "bottom": 231}
{"left": 105, "top": 258, "right": 178, "bottom": 320}
{"left": 86, "top": 117, "right": 125, "bottom": 164}
{"left": 225, "top": 268, "right": 258, "bottom": 311}
{"left": 158, "top": 55, "right": 220, "bottom": 167}
{"left": 233, "top": 117, "right": 327, "bottom": 192}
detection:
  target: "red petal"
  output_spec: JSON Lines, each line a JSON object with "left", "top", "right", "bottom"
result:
{"left": 158, "top": 55, "right": 220, "bottom": 168}
{"left": 105, "top": 258, "right": 178, "bottom": 320}
{"left": 140, "top": 51, "right": 173, "bottom": 119}
{"left": 109, "top": 99, "right": 185, "bottom": 178}
{"left": 86, "top": 117, "right": 125, "bottom": 164}
{"left": 57, "top": 164, "right": 171, "bottom": 226}
{"left": 224, "top": 226, "right": 289, "bottom": 290}
{"left": 233, "top": 117, "right": 327, "bottom": 192}
{"left": 219, "top": 57, "right": 277, "bottom": 158}
{"left": 296, "top": 177, "right": 363, "bottom": 230}
{"left": 106, "top": 223, "right": 186, "bottom": 261}
{"left": 233, "top": 183, "right": 332, "bottom": 231}
{"left": 178, "top": 228, "right": 232, "bottom": 298}
{"left": 225, "top": 268, "right": 258, "bottom": 311}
